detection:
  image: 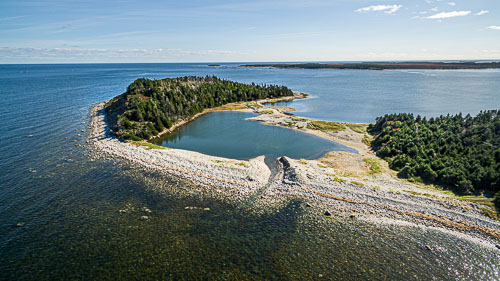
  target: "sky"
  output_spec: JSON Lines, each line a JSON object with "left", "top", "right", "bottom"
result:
{"left": 0, "top": 0, "right": 499, "bottom": 63}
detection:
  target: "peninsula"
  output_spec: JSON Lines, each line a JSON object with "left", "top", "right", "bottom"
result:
{"left": 89, "top": 77, "right": 500, "bottom": 245}
{"left": 104, "top": 76, "right": 294, "bottom": 140}
{"left": 241, "top": 61, "right": 500, "bottom": 70}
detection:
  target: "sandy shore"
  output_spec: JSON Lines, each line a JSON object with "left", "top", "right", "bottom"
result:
{"left": 88, "top": 97, "right": 500, "bottom": 246}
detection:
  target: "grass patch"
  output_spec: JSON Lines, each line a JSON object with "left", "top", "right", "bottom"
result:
{"left": 127, "top": 141, "right": 166, "bottom": 150}
{"left": 346, "top": 123, "right": 368, "bottom": 133}
{"left": 351, "top": 180, "right": 365, "bottom": 187}
{"left": 292, "top": 117, "right": 308, "bottom": 122}
{"left": 246, "top": 102, "right": 263, "bottom": 108}
{"left": 480, "top": 207, "right": 498, "bottom": 220}
{"left": 212, "top": 103, "right": 247, "bottom": 111}
{"left": 362, "top": 134, "right": 373, "bottom": 146}
{"left": 325, "top": 173, "right": 346, "bottom": 183}
{"left": 235, "top": 161, "right": 249, "bottom": 168}
{"left": 307, "top": 120, "right": 346, "bottom": 133}
{"left": 258, "top": 109, "right": 274, "bottom": 114}
{"left": 299, "top": 159, "right": 308, "bottom": 165}
{"left": 403, "top": 189, "right": 434, "bottom": 198}
{"left": 317, "top": 163, "right": 328, "bottom": 168}
{"left": 362, "top": 157, "right": 381, "bottom": 175}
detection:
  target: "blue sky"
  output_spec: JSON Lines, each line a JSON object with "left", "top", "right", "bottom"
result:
{"left": 0, "top": 0, "right": 499, "bottom": 63}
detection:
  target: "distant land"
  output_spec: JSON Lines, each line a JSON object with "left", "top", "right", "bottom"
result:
{"left": 240, "top": 62, "right": 500, "bottom": 70}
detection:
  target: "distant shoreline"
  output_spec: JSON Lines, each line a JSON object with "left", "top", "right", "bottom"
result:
{"left": 240, "top": 62, "right": 500, "bottom": 70}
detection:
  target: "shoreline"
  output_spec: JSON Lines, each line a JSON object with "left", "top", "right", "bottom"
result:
{"left": 149, "top": 91, "right": 308, "bottom": 141}
{"left": 88, "top": 97, "right": 500, "bottom": 246}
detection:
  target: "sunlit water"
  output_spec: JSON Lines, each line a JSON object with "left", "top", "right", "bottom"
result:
{"left": 0, "top": 64, "right": 499, "bottom": 280}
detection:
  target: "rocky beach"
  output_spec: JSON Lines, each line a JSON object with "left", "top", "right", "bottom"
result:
{"left": 88, "top": 97, "right": 500, "bottom": 247}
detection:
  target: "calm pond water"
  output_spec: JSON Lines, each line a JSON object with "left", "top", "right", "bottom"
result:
{"left": 151, "top": 111, "right": 357, "bottom": 160}
{"left": 0, "top": 63, "right": 499, "bottom": 280}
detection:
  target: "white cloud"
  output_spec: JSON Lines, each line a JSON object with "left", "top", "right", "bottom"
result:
{"left": 448, "top": 2, "right": 456, "bottom": 6}
{"left": 488, "top": 26, "right": 500, "bottom": 30}
{"left": 430, "top": 7, "right": 438, "bottom": 12}
{"left": 355, "top": 5, "right": 403, "bottom": 14}
{"left": 427, "top": 11, "right": 471, "bottom": 19}
{"left": 0, "top": 15, "right": 28, "bottom": 21}
{"left": 475, "top": 10, "right": 488, "bottom": 16}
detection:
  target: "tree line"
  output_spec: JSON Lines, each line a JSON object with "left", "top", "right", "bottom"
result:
{"left": 368, "top": 111, "right": 500, "bottom": 202}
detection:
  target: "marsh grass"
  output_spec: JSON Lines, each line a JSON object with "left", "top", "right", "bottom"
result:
{"left": 307, "top": 120, "right": 346, "bottom": 132}
{"left": 346, "top": 123, "right": 368, "bottom": 133}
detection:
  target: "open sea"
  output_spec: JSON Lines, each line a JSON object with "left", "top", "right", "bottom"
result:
{"left": 0, "top": 63, "right": 499, "bottom": 280}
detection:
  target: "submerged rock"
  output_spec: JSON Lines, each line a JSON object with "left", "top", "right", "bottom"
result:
{"left": 140, "top": 216, "right": 150, "bottom": 221}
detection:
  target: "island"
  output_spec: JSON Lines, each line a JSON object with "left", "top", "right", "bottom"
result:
{"left": 241, "top": 61, "right": 500, "bottom": 70}
{"left": 89, "top": 77, "right": 500, "bottom": 245}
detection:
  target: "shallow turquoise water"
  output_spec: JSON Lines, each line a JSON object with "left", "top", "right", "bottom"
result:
{"left": 0, "top": 63, "right": 499, "bottom": 280}
{"left": 151, "top": 111, "right": 357, "bottom": 160}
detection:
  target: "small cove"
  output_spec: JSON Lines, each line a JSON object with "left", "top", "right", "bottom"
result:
{"left": 151, "top": 111, "right": 357, "bottom": 160}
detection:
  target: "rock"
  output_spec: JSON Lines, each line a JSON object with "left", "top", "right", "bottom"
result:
{"left": 27, "top": 134, "right": 33, "bottom": 137}
{"left": 142, "top": 207, "right": 152, "bottom": 213}
{"left": 349, "top": 213, "right": 356, "bottom": 218}
{"left": 324, "top": 210, "right": 331, "bottom": 216}
{"left": 15, "top": 222, "right": 25, "bottom": 227}
{"left": 496, "top": 244, "right": 500, "bottom": 250}
{"left": 203, "top": 208, "right": 210, "bottom": 211}
{"left": 425, "top": 245, "right": 432, "bottom": 251}
{"left": 140, "top": 216, "right": 150, "bottom": 221}
{"left": 118, "top": 209, "right": 127, "bottom": 214}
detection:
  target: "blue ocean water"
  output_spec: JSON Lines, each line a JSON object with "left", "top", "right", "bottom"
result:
{"left": 0, "top": 63, "right": 499, "bottom": 280}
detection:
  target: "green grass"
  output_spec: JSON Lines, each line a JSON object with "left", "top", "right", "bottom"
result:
{"left": 317, "top": 163, "right": 328, "bottom": 168}
{"left": 292, "top": 117, "right": 308, "bottom": 122}
{"left": 325, "top": 173, "right": 346, "bottom": 183}
{"left": 258, "top": 109, "right": 274, "bottom": 114}
{"left": 127, "top": 141, "right": 167, "bottom": 150}
{"left": 403, "top": 189, "right": 434, "bottom": 198}
{"left": 346, "top": 123, "right": 368, "bottom": 133}
{"left": 246, "top": 102, "right": 263, "bottom": 108}
{"left": 235, "top": 161, "right": 249, "bottom": 168}
{"left": 307, "top": 120, "right": 346, "bottom": 132}
{"left": 362, "top": 134, "right": 373, "bottom": 145}
{"left": 362, "top": 157, "right": 381, "bottom": 175}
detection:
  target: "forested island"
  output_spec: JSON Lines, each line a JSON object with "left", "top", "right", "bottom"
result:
{"left": 368, "top": 111, "right": 500, "bottom": 209}
{"left": 241, "top": 62, "right": 500, "bottom": 70}
{"left": 104, "top": 76, "right": 293, "bottom": 140}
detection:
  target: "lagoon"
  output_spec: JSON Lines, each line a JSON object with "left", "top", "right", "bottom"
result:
{"left": 151, "top": 111, "right": 357, "bottom": 160}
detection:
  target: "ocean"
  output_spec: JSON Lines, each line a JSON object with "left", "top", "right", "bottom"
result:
{"left": 0, "top": 63, "right": 498, "bottom": 280}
